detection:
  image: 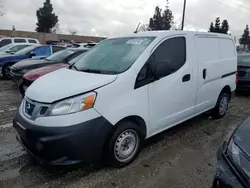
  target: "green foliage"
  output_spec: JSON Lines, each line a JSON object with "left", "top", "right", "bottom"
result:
{"left": 209, "top": 17, "right": 229, "bottom": 34}
{"left": 36, "top": 0, "right": 59, "bottom": 33}
{"left": 209, "top": 22, "right": 214, "bottom": 32}
{"left": 148, "top": 0, "right": 174, "bottom": 31}
{"left": 239, "top": 25, "right": 250, "bottom": 48}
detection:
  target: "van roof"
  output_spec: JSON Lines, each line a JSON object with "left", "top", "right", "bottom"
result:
{"left": 111, "top": 31, "right": 234, "bottom": 40}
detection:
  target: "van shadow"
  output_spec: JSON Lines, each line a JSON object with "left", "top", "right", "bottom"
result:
{"left": 235, "top": 90, "right": 250, "bottom": 97}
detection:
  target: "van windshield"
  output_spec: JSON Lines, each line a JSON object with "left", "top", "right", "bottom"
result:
{"left": 73, "top": 37, "right": 155, "bottom": 74}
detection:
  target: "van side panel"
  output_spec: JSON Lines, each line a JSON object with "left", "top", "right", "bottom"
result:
{"left": 94, "top": 68, "right": 150, "bottom": 137}
{"left": 195, "top": 35, "right": 236, "bottom": 114}
{"left": 218, "top": 38, "right": 237, "bottom": 92}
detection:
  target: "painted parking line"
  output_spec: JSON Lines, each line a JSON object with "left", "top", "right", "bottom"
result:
{"left": 0, "top": 107, "right": 18, "bottom": 113}
{"left": 0, "top": 123, "right": 12, "bottom": 129}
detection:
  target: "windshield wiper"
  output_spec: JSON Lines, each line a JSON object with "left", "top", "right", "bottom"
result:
{"left": 80, "top": 68, "right": 102, "bottom": 74}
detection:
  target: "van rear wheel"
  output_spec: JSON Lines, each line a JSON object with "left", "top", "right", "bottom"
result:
{"left": 212, "top": 92, "right": 230, "bottom": 118}
{"left": 106, "top": 121, "right": 142, "bottom": 167}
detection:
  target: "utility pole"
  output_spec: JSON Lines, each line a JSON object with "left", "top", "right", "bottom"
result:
{"left": 181, "top": 0, "right": 187, "bottom": 30}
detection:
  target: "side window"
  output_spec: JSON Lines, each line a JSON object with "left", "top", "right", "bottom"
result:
{"left": 28, "top": 39, "right": 37, "bottom": 44}
{"left": 10, "top": 45, "right": 29, "bottom": 53}
{"left": 14, "top": 39, "right": 26, "bottom": 43}
{"left": 52, "top": 46, "right": 65, "bottom": 53}
{"left": 135, "top": 37, "right": 186, "bottom": 89}
{"left": 152, "top": 37, "right": 186, "bottom": 73}
{"left": 0, "top": 39, "right": 11, "bottom": 47}
{"left": 33, "top": 46, "right": 51, "bottom": 56}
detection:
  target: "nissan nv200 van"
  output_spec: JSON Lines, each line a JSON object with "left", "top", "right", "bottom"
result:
{"left": 14, "top": 31, "right": 237, "bottom": 167}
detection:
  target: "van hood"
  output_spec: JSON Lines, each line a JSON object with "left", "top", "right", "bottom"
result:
{"left": 26, "top": 68, "right": 117, "bottom": 103}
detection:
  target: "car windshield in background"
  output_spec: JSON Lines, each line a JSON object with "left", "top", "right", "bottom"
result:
{"left": 68, "top": 52, "right": 87, "bottom": 65}
{"left": 9, "top": 44, "right": 30, "bottom": 53}
{"left": 73, "top": 37, "right": 155, "bottom": 74}
{"left": 0, "top": 43, "right": 14, "bottom": 51}
{"left": 238, "top": 55, "right": 250, "bottom": 66}
{"left": 14, "top": 45, "right": 37, "bottom": 56}
{"left": 46, "top": 49, "right": 77, "bottom": 62}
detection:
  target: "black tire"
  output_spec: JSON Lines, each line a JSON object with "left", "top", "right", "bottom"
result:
{"left": 212, "top": 92, "right": 230, "bottom": 119}
{"left": 2, "top": 64, "right": 11, "bottom": 79}
{"left": 106, "top": 121, "right": 143, "bottom": 168}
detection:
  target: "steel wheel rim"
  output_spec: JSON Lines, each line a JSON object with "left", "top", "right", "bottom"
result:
{"left": 114, "top": 129, "right": 139, "bottom": 163}
{"left": 219, "top": 96, "right": 228, "bottom": 115}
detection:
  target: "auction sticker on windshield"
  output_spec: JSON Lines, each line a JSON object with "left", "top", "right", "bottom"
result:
{"left": 126, "top": 38, "right": 152, "bottom": 45}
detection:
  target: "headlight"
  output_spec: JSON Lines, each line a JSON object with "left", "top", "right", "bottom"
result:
{"left": 20, "top": 69, "right": 30, "bottom": 74}
{"left": 227, "top": 138, "right": 250, "bottom": 179}
{"left": 48, "top": 92, "right": 96, "bottom": 116}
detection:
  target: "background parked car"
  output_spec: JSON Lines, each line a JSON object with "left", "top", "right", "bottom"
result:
{"left": 78, "top": 42, "right": 97, "bottom": 49}
{"left": 19, "top": 50, "right": 89, "bottom": 96}
{"left": 0, "top": 43, "right": 32, "bottom": 55}
{"left": 0, "top": 37, "right": 39, "bottom": 48}
{"left": 212, "top": 116, "right": 250, "bottom": 188}
{"left": 0, "top": 45, "right": 65, "bottom": 78}
{"left": 10, "top": 48, "right": 89, "bottom": 83}
{"left": 236, "top": 54, "right": 250, "bottom": 91}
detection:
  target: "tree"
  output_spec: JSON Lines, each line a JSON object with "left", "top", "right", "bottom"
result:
{"left": 162, "top": 1, "right": 174, "bottom": 30}
{"left": 221, "top": 20, "right": 229, "bottom": 34}
{"left": 68, "top": 27, "right": 78, "bottom": 35}
{"left": 36, "top": 0, "right": 59, "bottom": 33}
{"left": 209, "top": 17, "right": 230, "bottom": 34}
{"left": 239, "top": 25, "right": 250, "bottom": 48}
{"left": 149, "top": 6, "right": 163, "bottom": 30}
{"left": 148, "top": 0, "right": 174, "bottom": 31}
{"left": 214, "top": 17, "right": 221, "bottom": 33}
{"left": 209, "top": 22, "right": 214, "bottom": 32}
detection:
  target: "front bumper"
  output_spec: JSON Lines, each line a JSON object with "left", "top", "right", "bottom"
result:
{"left": 237, "top": 80, "right": 250, "bottom": 91}
{"left": 18, "top": 78, "right": 33, "bottom": 97}
{"left": 213, "top": 147, "right": 246, "bottom": 188}
{"left": 13, "top": 110, "right": 113, "bottom": 165}
{"left": 9, "top": 71, "right": 23, "bottom": 83}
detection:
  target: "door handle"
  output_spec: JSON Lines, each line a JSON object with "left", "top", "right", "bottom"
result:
{"left": 203, "top": 69, "right": 207, "bottom": 79}
{"left": 182, "top": 74, "right": 191, "bottom": 82}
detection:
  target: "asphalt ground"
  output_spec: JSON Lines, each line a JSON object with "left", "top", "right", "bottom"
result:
{"left": 0, "top": 80, "right": 250, "bottom": 188}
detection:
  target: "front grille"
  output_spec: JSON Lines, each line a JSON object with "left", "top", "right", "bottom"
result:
{"left": 238, "top": 71, "right": 246, "bottom": 78}
{"left": 25, "top": 100, "right": 35, "bottom": 116}
{"left": 40, "top": 107, "right": 48, "bottom": 115}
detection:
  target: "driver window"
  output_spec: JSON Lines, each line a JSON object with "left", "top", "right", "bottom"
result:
{"left": 135, "top": 37, "right": 186, "bottom": 89}
{"left": 152, "top": 37, "right": 186, "bottom": 74}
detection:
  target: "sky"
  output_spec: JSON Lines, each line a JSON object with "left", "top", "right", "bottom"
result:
{"left": 0, "top": 0, "right": 250, "bottom": 38}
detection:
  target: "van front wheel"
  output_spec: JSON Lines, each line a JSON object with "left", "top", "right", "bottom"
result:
{"left": 212, "top": 92, "right": 230, "bottom": 118}
{"left": 107, "top": 121, "right": 142, "bottom": 167}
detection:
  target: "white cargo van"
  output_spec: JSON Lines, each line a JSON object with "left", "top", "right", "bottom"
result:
{"left": 14, "top": 31, "right": 237, "bottom": 167}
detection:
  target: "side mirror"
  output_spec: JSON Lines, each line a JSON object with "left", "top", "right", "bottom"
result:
{"left": 29, "top": 51, "right": 36, "bottom": 58}
{"left": 5, "top": 50, "right": 11, "bottom": 54}
{"left": 152, "top": 60, "right": 174, "bottom": 80}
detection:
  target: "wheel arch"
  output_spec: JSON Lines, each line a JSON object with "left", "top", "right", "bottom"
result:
{"left": 219, "top": 85, "right": 232, "bottom": 100}
{"left": 115, "top": 115, "right": 147, "bottom": 139}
